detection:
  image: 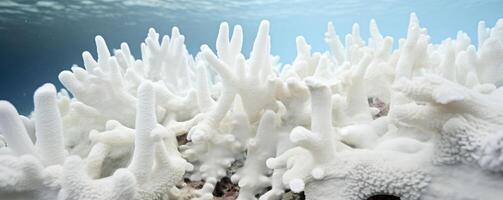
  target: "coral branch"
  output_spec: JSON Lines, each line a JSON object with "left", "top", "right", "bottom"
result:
{"left": 34, "top": 83, "right": 66, "bottom": 166}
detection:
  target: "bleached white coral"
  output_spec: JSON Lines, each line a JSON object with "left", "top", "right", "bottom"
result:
{"left": 0, "top": 84, "right": 65, "bottom": 200}
{"left": 58, "top": 156, "right": 137, "bottom": 200}
{"left": 266, "top": 78, "right": 339, "bottom": 193}
{"left": 479, "top": 131, "right": 503, "bottom": 172}
{"left": 231, "top": 110, "right": 278, "bottom": 200}
{"left": 2, "top": 12, "right": 503, "bottom": 200}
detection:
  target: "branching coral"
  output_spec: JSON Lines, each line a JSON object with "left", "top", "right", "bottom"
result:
{"left": 0, "top": 84, "right": 64, "bottom": 199}
{"left": 2, "top": 13, "right": 503, "bottom": 200}
{"left": 267, "top": 77, "right": 356, "bottom": 193}
{"left": 59, "top": 156, "right": 137, "bottom": 200}
{"left": 231, "top": 110, "right": 278, "bottom": 200}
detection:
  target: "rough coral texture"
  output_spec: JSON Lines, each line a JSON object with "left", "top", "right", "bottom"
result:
{"left": 344, "top": 162, "right": 430, "bottom": 200}
{"left": 478, "top": 131, "right": 503, "bottom": 172}
{"left": 1, "top": 13, "right": 503, "bottom": 200}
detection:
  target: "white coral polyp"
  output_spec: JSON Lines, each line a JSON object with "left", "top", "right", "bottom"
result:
{"left": 2, "top": 13, "right": 503, "bottom": 200}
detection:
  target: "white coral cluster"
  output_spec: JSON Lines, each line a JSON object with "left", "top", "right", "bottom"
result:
{"left": 1, "top": 13, "right": 503, "bottom": 200}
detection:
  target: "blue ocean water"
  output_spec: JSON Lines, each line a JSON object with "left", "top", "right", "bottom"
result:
{"left": 0, "top": 0, "right": 502, "bottom": 114}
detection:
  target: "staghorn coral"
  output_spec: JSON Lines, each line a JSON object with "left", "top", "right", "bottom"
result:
{"left": 266, "top": 78, "right": 340, "bottom": 193}
{"left": 2, "top": 13, "right": 503, "bottom": 200}
{"left": 231, "top": 110, "right": 278, "bottom": 200}
{"left": 0, "top": 86, "right": 64, "bottom": 200}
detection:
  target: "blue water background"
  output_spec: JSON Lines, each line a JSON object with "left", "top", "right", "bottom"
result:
{"left": 0, "top": 0, "right": 502, "bottom": 114}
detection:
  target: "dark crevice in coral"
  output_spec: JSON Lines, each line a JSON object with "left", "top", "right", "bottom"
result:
{"left": 282, "top": 189, "right": 305, "bottom": 200}
{"left": 183, "top": 178, "right": 204, "bottom": 189}
{"left": 299, "top": 191, "right": 306, "bottom": 199}
{"left": 213, "top": 177, "right": 239, "bottom": 199}
{"left": 227, "top": 159, "right": 244, "bottom": 175}
{"left": 176, "top": 133, "right": 189, "bottom": 145}
{"left": 368, "top": 97, "right": 389, "bottom": 119}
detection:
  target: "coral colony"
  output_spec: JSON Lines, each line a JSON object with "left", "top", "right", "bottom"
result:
{"left": 2, "top": 13, "right": 503, "bottom": 200}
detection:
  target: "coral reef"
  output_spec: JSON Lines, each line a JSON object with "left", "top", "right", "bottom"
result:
{"left": 1, "top": 13, "right": 503, "bottom": 200}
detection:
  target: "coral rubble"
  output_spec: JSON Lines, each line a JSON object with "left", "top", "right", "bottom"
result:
{"left": 1, "top": 13, "right": 503, "bottom": 200}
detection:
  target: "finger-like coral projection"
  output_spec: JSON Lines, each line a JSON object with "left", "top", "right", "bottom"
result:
{"left": 232, "top": 110, "right": 278, "bottom": 200}
{"left": 2, "top": 13, "right": 503, "bottom": 200}
{"left": 267, "top": 78, "right": 338, "bottom": 193}
{"left": 0, "top": 84, "right": 64, "bottom": 200}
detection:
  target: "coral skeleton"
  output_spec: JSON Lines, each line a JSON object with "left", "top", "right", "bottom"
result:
{"left": 2, "top": 13, "right": 503, "bottom": 200}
